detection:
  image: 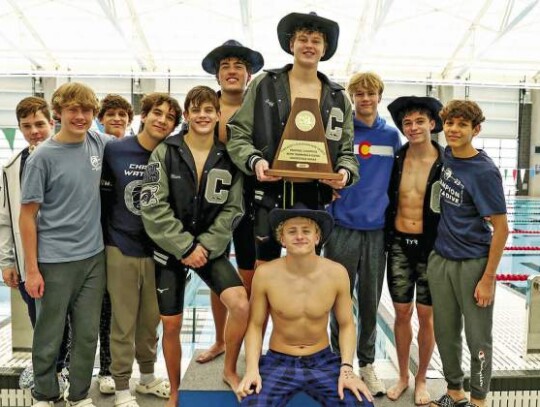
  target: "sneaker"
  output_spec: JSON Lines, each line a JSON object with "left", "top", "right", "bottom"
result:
{"left": 58, "top": 369, "right": 70, "bottom": 400}
{"left": 65, "top": 398, "right": 96, "bottom": 407}
{"left": 431, "top": 394, "right": 469, "bottom": 407}
{"left": 20, "top": 365, "right": 34, "bottom": 389}
{"left": 360, "top": 363, "right": 386, "bottom": 396}
{"left": 98, "top": 375, "right": 116, "bottom": 394}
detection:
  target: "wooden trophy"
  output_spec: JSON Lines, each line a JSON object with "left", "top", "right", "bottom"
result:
{"left": 265, "top": 97, "right": 342, "bottom": 181}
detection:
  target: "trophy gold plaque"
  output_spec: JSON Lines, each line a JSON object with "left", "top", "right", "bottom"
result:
{"left": 265, "top": 97, "right": 342, "bottom": 181}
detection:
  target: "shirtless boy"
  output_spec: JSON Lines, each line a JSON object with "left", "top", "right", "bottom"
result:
{"left": 198, "top": 40, "right": 263, "bottom": 364}
{"left": 237, "top": 206, "right": 373, "bottom": 406}
{"left": 385, "top": 96, "right": 444, "bottom": 405}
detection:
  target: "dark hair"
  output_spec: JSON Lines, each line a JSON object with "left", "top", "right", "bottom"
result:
{"left": 98, "top": 94, "right": 134, "bottom": 122}
{"left": 140, "top": 93, "right": 182, "bottom": 128}
{"left": 215, "top": 56, "right": 252, "bottom": 76}
{"left": 16, "top": 96, "right": 52, "bottom": 124}
{"left": 184, "top": 86, "right": 220, "bottom": 113}
{"left": 398, "top": 106, "right": 434, "bottom": 126}
{"left": 290, "top": 25, "right": 327, "bottom": 46}
{"left": 440, "top": 100, "right": 486, "bottom": 127}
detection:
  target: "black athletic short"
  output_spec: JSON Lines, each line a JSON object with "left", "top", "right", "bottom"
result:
{"left": 154, "top": 253, "right": 243, "bottom": 316}
{"left": 387, "top": 231, "right": 432, "bottom": 306}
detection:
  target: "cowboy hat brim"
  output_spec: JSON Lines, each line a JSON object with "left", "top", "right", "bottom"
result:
{"left": 202, "top": 42, "right": 264, "bottom": 74}
{"left": 388, "top": 96, "right": 444, "bottom": 134}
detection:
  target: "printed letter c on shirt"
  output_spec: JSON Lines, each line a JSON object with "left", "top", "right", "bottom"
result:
{"left": 205, "top": 169, "right": 232, "bottom": 204}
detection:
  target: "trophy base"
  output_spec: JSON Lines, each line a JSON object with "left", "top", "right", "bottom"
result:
{"left": 265, "top": 169, "right": 342, "bottom": 182}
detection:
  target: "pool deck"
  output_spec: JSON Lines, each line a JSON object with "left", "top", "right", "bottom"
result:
{"left": 1, "top": 279, "right": 540, "bottom": 406}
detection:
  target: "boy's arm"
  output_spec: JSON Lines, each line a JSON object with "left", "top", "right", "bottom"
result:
{"left": 140, "top": 144, "right": 196, "bottom": 260}
{"left": 226, "top": 75, "right": 265, "bottom": 176}
{"left": 333, "top": 92, "right": 359, "bottom": 187}
{"left": 474, "top": 213, "right": 509, "bottom": 307}
{"left": 236, "top": 268, "right": 269, "bottom": 400}
{"left": 334, "top": 265, "right": 373, "bottom": 402}
{"left": 100, "top": 151, "right": 114, "bottom": 234}
{"left": 19, "top": 202, "right": 43, "bottom": 298}
{"left": 0, "top": 172, "right": 17, "bottom": 288}
{"left": 333, "top": 266, "right": 356, "bottom": 367}
{"left": 197, "top": 170, "right": 244, "bottom": 259}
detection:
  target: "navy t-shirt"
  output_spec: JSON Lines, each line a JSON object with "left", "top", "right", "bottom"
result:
{"left": 101, "top": 136, "right": 154, "bottom": 257}
{"left": 434, "top": 147, "right": 506, "bottom": 260}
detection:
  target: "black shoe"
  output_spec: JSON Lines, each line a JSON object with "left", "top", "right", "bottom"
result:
{"left": 431, "top": 394, "right": 469, "bottom": 407}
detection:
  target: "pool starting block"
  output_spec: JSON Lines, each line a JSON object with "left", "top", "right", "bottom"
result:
{"left": 179, "top": 350, "right": 321, "bottom": 406}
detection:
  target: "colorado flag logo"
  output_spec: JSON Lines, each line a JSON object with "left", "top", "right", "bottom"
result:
{"left": 356, "top": 141, "right": 394, "bottom": 159}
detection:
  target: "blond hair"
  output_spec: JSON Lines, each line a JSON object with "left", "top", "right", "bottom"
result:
{"left": 51, "top": 82, "right": 99, "bottom": 115}
{"left": 347, "top": 72, "right": 384, "bottom": 97}
{"left": 275, "top": 217, "right": 321, "bottom": 242}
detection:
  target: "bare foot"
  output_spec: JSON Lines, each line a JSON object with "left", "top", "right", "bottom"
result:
{"left": 222, "top": 371, "right": 241, "bottom": 392}
{"left": 196, "top": 343, "right": 225, "bottom": 364}
{"left": 387, "top": 379, "right": 409, "bottom": 401}
{"left": 414, "top": 379, "right": 430, "bottom": 405}
{"left": 165, "top": 395, "right": 177, "bottom": 407}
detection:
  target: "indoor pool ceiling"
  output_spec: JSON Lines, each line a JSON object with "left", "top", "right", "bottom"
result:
{"left": 0, "top": 0, "right": 540, "bottom": 87}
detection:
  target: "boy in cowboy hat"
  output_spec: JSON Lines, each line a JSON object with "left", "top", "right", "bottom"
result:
{"left": 197, "top": 40, "right": 263, "bottom": 365}
{"left": 227, "top": 11, "right": 358, "bottom": 265}
{"left": 428, "top": 100, "right": 508, "bottom": 407}
{"left": 385, "top": 95, "right": 444, "bottom": 404}
{"left": 236, "top": 205, "right": 373, "bottom": 406}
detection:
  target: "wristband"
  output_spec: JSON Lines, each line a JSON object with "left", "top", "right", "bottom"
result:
{"left": 340, "top": 363, "right": 353, "bottom": 369}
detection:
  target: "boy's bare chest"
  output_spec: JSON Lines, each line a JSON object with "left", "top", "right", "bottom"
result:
{"left": 267, "top": 279, "right": 334, "bottom": 320}
{"left": 192, "top": 151, "right": 210, "bottom": 185}
{"left": 289, "top": 79, "right": 322, "bottom": 104}
{"left": 400, "top": 158, "right": 433, "bottom": 195}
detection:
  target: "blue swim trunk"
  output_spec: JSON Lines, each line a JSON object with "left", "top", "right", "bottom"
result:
{"left": 241, "top": 347, "right": 373, "bottom": 407}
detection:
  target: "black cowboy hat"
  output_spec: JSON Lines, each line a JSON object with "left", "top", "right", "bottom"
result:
{"left": 202, "top": 39, "right": 264, "bottom": 74}
{"left": 387, "top": 96, "right": 443, "bottom": 134}
{"left": 277, "top": 12, "right": 339, "bottom": 61}
{"left": 269, "top": 204, "right": 334, "bottom": 244}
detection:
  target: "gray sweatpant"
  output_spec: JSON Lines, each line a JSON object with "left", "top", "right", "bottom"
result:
{"left": 324, "top": 226, "right": 386, "bottom": 366}
{"left": 427, "top": 251, "right": 493, "bottom": 400}
{"left": 33, "top": 251, "right": 106, "bottom": 402}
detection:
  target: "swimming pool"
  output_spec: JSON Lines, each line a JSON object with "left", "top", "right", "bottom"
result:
{"left": 499, "top": 198, "right": 540, "bottom": 294}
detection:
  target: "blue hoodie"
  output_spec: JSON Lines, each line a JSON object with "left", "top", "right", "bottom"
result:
{"left": 328, "top": 115, "right": 401, "bottom": 230}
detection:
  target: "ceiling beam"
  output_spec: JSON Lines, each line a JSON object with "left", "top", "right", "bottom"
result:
{"left": 7, "top": 0, "right": 58, "bottom": 69}
{"left": 443, "top": 0, "right": 539, "bottom": 79}
{"left": 0, "top": 29, "right": 43, "bottom": 69}
{"left": 124, "top": 0, "right": 156, "bottom": 71}
{"left": 96, "top": 0, "right": 155, "bottom": 71}
{"left": 239, "top": 0, "right": 253, "bottom": 46}
{"left": 346, "top": 0, "right": 394, "bottom": 74}
{"left": 440, "top": 0, "right": 494, "bottom": 79}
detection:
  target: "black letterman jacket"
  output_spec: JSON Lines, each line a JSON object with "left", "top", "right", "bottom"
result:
{"left": 141, "top": 131, "right": 244, "bottom": 262}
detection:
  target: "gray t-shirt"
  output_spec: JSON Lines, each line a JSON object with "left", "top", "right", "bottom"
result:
{"left": 21, "top": 130, "right": 111, "bottom": 263}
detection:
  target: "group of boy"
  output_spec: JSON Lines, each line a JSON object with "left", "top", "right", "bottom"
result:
{"left": 0, "top": 9, "right": 508, "bottom": 407}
